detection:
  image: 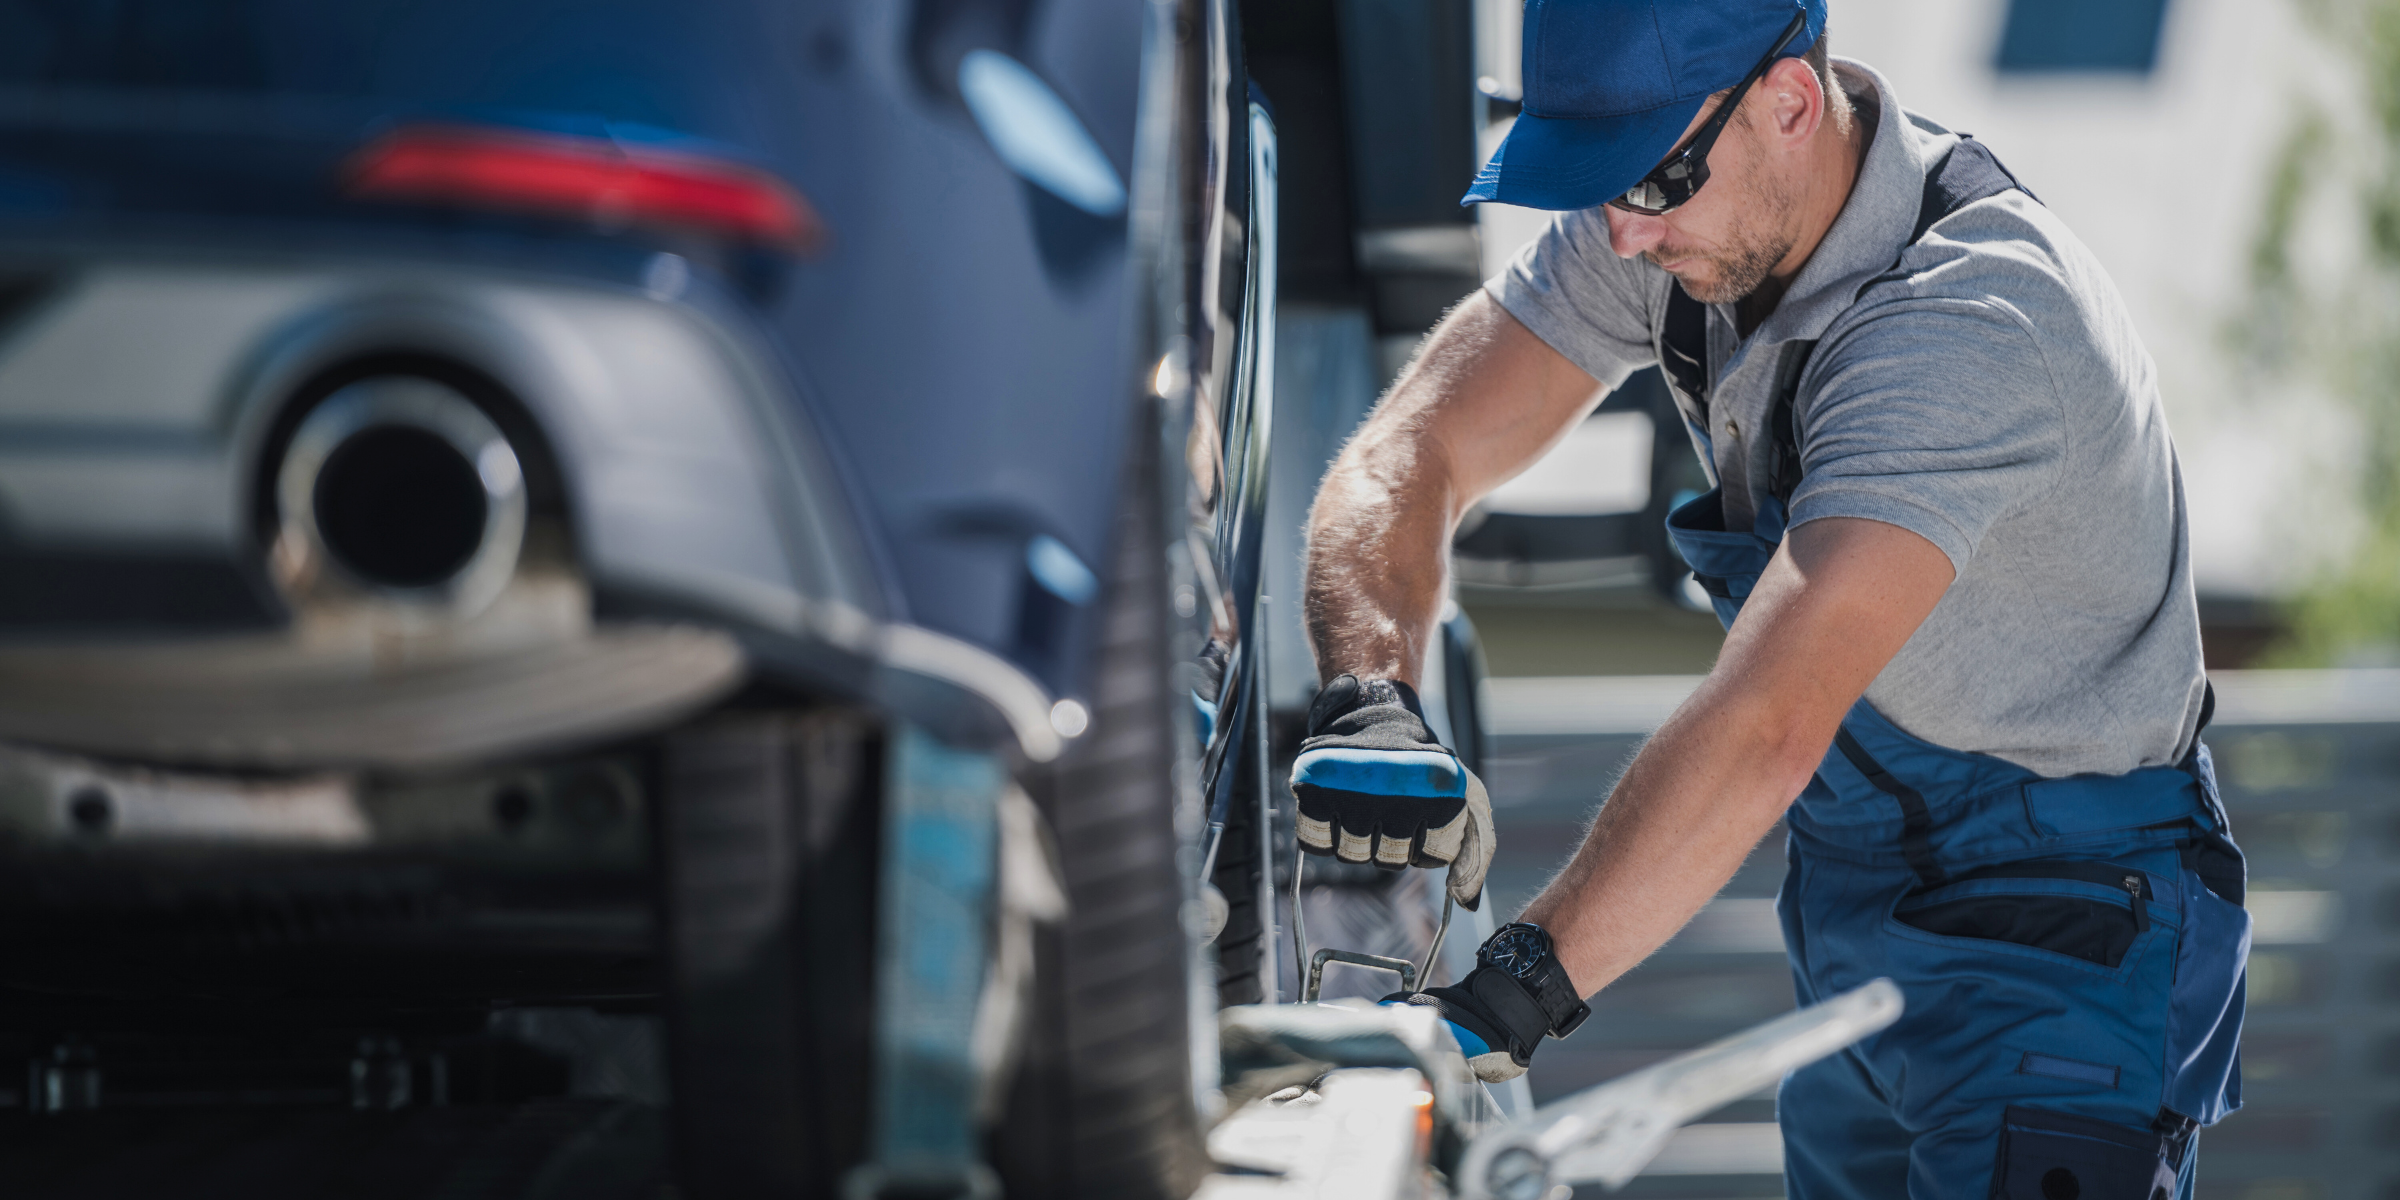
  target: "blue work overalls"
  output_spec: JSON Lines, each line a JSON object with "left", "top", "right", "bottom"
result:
{"left": 1659, "top": 141, "right": 2251, "bottom": 1199}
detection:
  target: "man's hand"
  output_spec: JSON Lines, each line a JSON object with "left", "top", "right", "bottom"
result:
{"left": 1383, "top": 970, "right": 1546, "bottom": 1082}
{"left": 1291, "top": 675, "right": 1493, "bottom": 906}
{"left": 1292, "top": 676, "right": 1460, "bottom": 870}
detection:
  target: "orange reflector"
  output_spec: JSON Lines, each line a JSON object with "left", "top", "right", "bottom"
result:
{"left": 346, "top": 125, "right": 823, "bottom": 252}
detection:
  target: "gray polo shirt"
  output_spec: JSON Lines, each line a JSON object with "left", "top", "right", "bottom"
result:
{"left": 1491, "top": 58, "right": 2206, "bottom": 778}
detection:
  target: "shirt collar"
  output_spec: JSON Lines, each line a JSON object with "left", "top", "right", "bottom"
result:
{"left": 1740, "top": 58, "right": 1955, "bottom": 348}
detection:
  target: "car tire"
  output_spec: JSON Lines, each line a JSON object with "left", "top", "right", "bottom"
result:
{"left": 992, "top": 427, "right": 1212, "bottom": 1200}
{"left": 658, "top": 709, "right": 880, "bottom": 1198}
{"left": 1208, "top": 704, "right": 1274, "bottom": 1005}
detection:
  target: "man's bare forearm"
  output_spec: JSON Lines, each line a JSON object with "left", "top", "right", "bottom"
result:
{"left": 1518, "top": 677, "right": 1823, "bottom": 992}
{"left": 1518, "top": 517, "right": 1957, "bottom": 994}
{"left": 1303, "top": 294, "right": 1602, "bottom": 687}
{"left": 1301, "top": 413, "right": 1457, "bottom": 687}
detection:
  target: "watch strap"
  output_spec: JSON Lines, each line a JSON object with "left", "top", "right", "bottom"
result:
{"left": 1533, "top": 966, "right": 1592, "bottom": 1037}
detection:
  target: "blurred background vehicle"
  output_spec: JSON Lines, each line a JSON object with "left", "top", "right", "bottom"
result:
{"left": 0, "top": 0, "right": 1280, "bottom": 1196}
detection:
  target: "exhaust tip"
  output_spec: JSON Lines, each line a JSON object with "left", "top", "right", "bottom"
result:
{"left": 275, "top": 377, "right": 526, "bottom": 614}
{"left": 314, "top": 424, "right": 489, "bottom": 587}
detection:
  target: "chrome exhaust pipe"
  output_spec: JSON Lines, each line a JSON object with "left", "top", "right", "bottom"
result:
{"left": 273, "top": 377, "right": 527, "bottom": 617}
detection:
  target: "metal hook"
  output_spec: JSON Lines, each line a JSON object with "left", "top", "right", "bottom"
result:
{"left": 1416, "top": 892, "right": 1454, "bottom": 990}
{"left": 1289, "top": 839, "right": 1308, "bottom": 997}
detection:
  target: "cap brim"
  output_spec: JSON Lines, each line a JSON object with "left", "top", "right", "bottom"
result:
{"left": 1462, "top": 94, "right": 1710, "bottom": 211}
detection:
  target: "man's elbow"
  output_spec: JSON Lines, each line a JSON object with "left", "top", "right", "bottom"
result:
{"left": 1761, "top": 716, "right": 1838, "bottom": 810}
{"left": 1703, "top": 684, "right": 1843, "bottom": 819}
{"left": 1318, "top": 431, "right": 1459, "bottom": 532}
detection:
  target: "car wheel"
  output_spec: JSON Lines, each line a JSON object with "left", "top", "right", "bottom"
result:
{"left": 658, "top": 708, "right": 881, "bottom": 1197}
{"left": 1208, "top": 696, "right": 1276, "bottom": 1005}
{"left": 992, "top": 428, "right": 1212, "bottom": 1200}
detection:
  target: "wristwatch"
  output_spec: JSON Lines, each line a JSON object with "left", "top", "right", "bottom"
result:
{"left": 1476, "top": 922, "right": 1591, "bottom": 1040}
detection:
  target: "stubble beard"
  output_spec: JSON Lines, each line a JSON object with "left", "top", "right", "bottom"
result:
{"left": 1647, "top": 156, "right": 1798, "bottom": 305}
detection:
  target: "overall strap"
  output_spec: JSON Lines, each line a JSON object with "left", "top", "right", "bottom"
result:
{"left": 1765, "top": 137, "right": 2032, "bottom": 503}
{"left": 2181, "top": 680, "right": 2228, "bottom": 829}
{"left": 1764, "top": 341, "right": 1815, "bottom": 503}
{"left": 1660, "top": 286, "right": 1810, "bottom": 500}
{"left": 1834, "top": 728, "right": 1945, "bottom": 887}
{"left": 1910, "top": 137, "right": 2036, "bottom": 242}
{"left": 1660, "top": 283, "right": 1711, "bottom": 426}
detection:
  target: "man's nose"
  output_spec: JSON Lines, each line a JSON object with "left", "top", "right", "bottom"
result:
{"left": 1605, "top": 207, "right": 1665, "bottom": 258}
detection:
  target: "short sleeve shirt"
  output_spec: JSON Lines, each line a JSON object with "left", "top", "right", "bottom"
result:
{"left": 1489, "top": 59, "right": 2206, "bottom": 778}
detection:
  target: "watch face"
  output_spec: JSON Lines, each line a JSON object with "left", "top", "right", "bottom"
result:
{"left": 1482, "top": 923, "right": 1550, "bottom": 980}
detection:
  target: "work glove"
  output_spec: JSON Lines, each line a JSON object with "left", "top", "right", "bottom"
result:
{"left": 1382, "top": 967, "right": 1551, "bottom": 1084}
{"left": 1289, "top": 674, "right": 1494, "bottom": 909}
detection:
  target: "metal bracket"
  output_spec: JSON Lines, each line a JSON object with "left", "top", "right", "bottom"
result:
{"left": 1305, "top": 948, "right": 1416, "bottom": 1002}
{"left": 1293, "top": 850, "right": 1455, "bottom": 1005}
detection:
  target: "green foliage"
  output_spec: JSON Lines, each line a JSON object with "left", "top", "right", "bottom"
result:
{"left": 2276, "top": 522, "right": 2400, "bottom": 664}
{"left": 2244, "top": 0, "right": 2400, "bottom": 664}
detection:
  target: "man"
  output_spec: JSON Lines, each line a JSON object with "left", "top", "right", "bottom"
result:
{"left": 1286, "top": 1, "right": 2250, "bottom": 1195}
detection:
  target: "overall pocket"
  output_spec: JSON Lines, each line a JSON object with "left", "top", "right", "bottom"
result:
{"left": 1663, "top": 488, "right": 1777, "bottom": 628}
{"left": 1892, "top": 860, "right": 2155, "bottom": 970}
{"left": 2163, "top": 835, "right": 2250, "bottom": 1125}
{"left": 1992, "top": 1106, "right": 2183, "bottom": 1200}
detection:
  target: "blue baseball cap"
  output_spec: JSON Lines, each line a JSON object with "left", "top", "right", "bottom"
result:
{"left": 1464, "top": 0, "right": 1827, "bottom": 211}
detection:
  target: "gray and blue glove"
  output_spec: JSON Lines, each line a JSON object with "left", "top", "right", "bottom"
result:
{"left": 1290, "top": 675, "right": 1493, "bottom": 907}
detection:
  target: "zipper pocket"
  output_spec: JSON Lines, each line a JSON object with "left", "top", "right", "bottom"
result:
{"left": 1941, "top": 860, "right": 2150, "bottom": 934}
{"left": 1895, "top": 859, "right": 2151, "bottom": 968}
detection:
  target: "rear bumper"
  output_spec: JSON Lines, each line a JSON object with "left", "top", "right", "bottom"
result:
{"left": 0, "top": 249, "right": 1069, "bottom": 769}
{"left": 0, "top": 618, "right": 741, "bottom": 773}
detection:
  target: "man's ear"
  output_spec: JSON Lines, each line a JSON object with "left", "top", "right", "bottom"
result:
{"left": 1760, "top": 56, "right": 1824, "bottom": 146}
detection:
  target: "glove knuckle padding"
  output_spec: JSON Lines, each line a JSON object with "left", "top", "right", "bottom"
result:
{"left": 1441, "top": 771, "right": 1495, "bottom": 909}
{"left": 1292, "top": 676, "right": 1484, "bottom": 871}
{"left": 1414, "top": 807, "right": 1465, "bottom": 866}
{"left": 1291, "top": 751, "right": 1467, "bottom": 805}
{"left": 1336, "top": 827, "right": 1374, "bottom": 863}
{"left": 1295, "top": 808, "right": 1334, "bottom": 853}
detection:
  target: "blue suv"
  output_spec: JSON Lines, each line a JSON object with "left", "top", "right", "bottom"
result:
{"left": 0, "top": 2, "right": 1277, "bottom": 1197}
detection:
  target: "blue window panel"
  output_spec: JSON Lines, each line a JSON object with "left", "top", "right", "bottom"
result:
{"left": 1995, "top": 0, "right": 2173, "bottom": 74}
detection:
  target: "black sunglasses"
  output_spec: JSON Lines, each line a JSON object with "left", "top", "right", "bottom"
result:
{"left": 1608, "top": 10, "right": 1810, "bottom": 216}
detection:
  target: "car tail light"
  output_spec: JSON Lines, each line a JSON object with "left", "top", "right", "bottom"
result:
{"left": 345, "top": 125, "right": 824, "bottom": 251}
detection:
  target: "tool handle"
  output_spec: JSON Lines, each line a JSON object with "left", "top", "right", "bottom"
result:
{"left": 1457, "top": 978, "right": 1904, "bottom": 1197}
